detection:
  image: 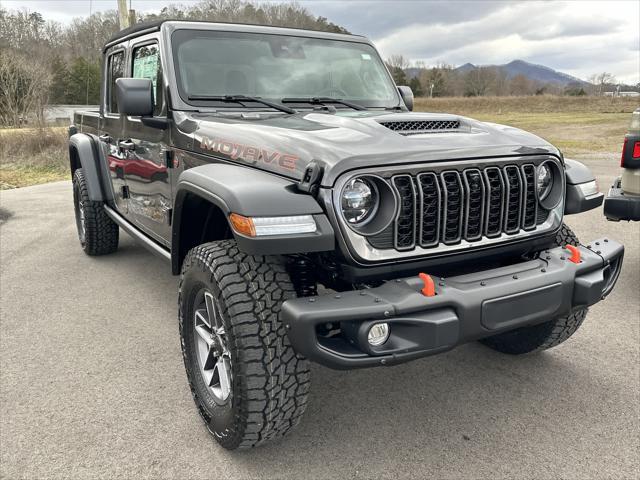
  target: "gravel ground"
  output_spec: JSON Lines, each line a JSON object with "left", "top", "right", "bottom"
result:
{"left": 1, "top": 155, "right": 638, "bottom": 479}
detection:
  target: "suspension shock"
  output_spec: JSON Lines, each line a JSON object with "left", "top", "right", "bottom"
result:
{"left": 289, "top": 256, "right": 318, "bottom": 297}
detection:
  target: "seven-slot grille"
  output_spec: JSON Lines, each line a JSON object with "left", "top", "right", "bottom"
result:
{"left": 383, "top": 164, "right": 543, "bottom": 251}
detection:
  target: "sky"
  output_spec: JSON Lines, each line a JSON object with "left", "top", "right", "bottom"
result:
{"left": 2, "top": 0, "right": 639, "bottom": 84}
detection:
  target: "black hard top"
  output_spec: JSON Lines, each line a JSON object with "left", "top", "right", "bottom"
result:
{"left": 104, "top": 19, "right": 362, "bottom": 51}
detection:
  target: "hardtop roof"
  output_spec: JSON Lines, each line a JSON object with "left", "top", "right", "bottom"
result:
{"left": 104, "top": 20, "right": 364, "bottom": 51}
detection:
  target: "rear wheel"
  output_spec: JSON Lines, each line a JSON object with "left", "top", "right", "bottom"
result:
{"left": 72, "top": 168, "right": 119, "bottom": 255}
{"left": 179, "top": 240, "right": 310, "bottom": 449}
{"left": 480, "top": 223, "right": 589, "bottom": 354}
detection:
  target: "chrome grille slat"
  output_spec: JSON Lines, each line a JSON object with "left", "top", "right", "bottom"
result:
{"left": 483, "top": 167, "right": 505, "bottom": 238}
{"left": 521, "top": 164, "right": 538, "bottom": 230}
{"left": 440, "top": 171, "right": 464, "bottom": 244}
{"left": 416, "top": 173, "right": 441, "bottom": 247}
{"left": 503, "top": 165, "right": 523, "bottom": 234}
{"left": 392, "top": 175, "right": 416, "bottom": 250}
{"left": 463, "top": 169, "right": 485, "bottom": 241}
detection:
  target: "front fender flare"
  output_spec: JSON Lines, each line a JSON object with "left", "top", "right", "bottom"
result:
{"left": 564, "top": 158, "right": 604, "bottom": 214}
{"left": 172, "top": 164, "right": 335, "bottom": 272}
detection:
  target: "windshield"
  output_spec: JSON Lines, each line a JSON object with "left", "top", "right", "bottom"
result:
{"left": 171, "top": 29, "right": 400, "bottom": 109}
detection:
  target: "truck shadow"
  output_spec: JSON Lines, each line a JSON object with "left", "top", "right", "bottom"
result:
{"left": 230, "top": 342, "right": 617, "bottom": 473}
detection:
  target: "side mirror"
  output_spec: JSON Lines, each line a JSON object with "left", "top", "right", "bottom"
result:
{"left": 397, "top": 86, "right": 414, "bottom": 111}
{"left": 115, "top": 78, "right": 154, "bottom": 117}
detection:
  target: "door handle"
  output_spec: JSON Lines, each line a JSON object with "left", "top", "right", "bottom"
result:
{"left": 118, "top": 139, "right": 136, "bottom": 151}
{"left": 98, "top": 134, "right": 112, "bottom": 143}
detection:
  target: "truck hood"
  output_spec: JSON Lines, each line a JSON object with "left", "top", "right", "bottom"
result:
{"left": 178, "top": 110, "right": 559, "bottom": 187}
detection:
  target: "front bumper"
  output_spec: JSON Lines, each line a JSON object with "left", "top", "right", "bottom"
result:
{"left": 282, "top": 238, "right": 624, "bottom": 369}
{"left": 604, "top": 176, "right": 640, "bottom": 221}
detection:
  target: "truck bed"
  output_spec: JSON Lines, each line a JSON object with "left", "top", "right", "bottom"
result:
{"left": 73, "top": 109, "right": 100, "bottom": 135}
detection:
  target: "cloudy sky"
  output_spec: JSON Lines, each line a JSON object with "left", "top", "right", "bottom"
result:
{"left": 2, "top": 0, "right": 639, "bottom": 83}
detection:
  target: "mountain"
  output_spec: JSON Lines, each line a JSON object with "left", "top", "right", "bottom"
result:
{"left": 489, "top": 60, "right": 588, "bottom": 86}
{"left": 405, "top": 60, "right": 589, "bottom": 86}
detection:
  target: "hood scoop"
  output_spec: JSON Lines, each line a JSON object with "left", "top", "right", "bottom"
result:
{"left": 378, "top": 118, "right": 461, "bottom": 135}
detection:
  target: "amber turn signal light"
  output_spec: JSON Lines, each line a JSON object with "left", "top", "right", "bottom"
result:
{"left": 229, "top": 213, "right": 256, "bottom": 237}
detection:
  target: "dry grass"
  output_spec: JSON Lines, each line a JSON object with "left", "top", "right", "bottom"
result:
{"left": 414, "top": 95, "right": 639, "bottom": 157}
{"left": 0, "top": 127, "right": 69, "bottom": 189}
{"left": 413, "top": 95, "right": 638, "bottom": 115}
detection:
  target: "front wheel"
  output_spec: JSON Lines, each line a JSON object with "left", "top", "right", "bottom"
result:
{"left": 480, "top": 223, "right": 589, "bottom": 354}
{"left": 179, "top": 240, "right": 310, "bottom": 449}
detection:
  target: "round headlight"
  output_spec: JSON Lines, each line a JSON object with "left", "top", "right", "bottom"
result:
{"left": 537, "top": 163, "right": 553, "bottom": 200}
{"left": 341, "top": 177, "right": 379, "bottom": 225}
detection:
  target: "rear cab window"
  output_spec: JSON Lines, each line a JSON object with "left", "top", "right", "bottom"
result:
{"left": 106, "top": 50, "right": 125, "bottom": 115}
{"left": 132, "top": 42, "right": 164, "bottom": 116}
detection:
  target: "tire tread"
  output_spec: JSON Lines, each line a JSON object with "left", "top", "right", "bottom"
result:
{"left": 178, "top": 240, "right": 310, "bottom": 449}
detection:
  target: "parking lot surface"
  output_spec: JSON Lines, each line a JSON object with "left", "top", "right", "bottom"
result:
{"left": 1, "top": 156, "right": 639, "bottom": 479}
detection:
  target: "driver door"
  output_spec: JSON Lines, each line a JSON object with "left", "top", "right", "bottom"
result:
{"left": 121, "top": 36, "right": 172, "bottom": 247}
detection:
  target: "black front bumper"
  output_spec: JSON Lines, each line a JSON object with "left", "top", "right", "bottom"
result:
{"left": 604, "top": 177, "right": 640, "bottom": 221}
{"left": 282, "top": 238, "right": 624, "bottom": 369}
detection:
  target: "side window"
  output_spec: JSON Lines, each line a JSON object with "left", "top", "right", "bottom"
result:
{"left": 107, "top": 51, "right": 125, "bottom": 114}
{"left": 132, "top": 43, "right": 164, "bottom": 116}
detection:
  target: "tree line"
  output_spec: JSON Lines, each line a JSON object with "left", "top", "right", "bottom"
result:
{"left": 384, "top": 54, "right": 632, "bottom": 99}
{"left": 0, "top": 0, "right": 347, "bottom": 127}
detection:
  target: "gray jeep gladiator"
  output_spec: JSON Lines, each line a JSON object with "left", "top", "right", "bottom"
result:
{"left": 69, "top": 20, "right": 624, "bottom": 450}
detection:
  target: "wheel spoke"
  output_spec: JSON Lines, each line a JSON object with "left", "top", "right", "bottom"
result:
{"left": 194, "top": 289, "right": 232, "bottom": 403}
{"left": 203, "top": 348, "right": 217, "bottom": 370}
{"left": 204, "top": 291, "right": 224, "bottom": 332}
{"left": 215, "top": 356, "right": 232, "bottom": 400}
{"left": 195, "top": 323, "right": 214, "bottom": 347}
{"left": 195, "top": 309, "right": 211, "bottom": 330}
{"left": 202, "top": 368, "right": 214, "bottom": 387}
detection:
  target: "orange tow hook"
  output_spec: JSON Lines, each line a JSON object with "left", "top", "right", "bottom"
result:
{"left": 565, "top": 244, "right": 581, "bottom": 264}
{"left": 419, "top": 273, "right": 436, "bottom": 297}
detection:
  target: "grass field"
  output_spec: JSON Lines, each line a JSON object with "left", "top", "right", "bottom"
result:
{"left": 414, "top": 96, "right": 638, "bottom": 157}
{"left": 0, "top": 96, "right": 637, "bottom": 189}
{"left": 0, "top": 127, "right": 68, "bottom": 189}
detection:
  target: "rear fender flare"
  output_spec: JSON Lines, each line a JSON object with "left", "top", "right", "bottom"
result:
{"left": 68, "top": 133, "right": 112, "bottom": 202}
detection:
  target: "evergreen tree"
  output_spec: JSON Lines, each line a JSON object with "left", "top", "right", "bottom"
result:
{"left": 49, "top": 55, "right": 69, "bottom": 104}
{"left": 408, "top": 76, "right": 423, "bottom": 96}
{"left": 66, "top": 57, "right": 100, "bottom": 105}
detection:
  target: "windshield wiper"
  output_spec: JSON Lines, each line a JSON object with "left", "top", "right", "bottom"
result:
{"left": 187, "top": 95, "right": 296, "bottom": 114}
{"left": 281, "top": 97, "right": 366, "bottom": 111}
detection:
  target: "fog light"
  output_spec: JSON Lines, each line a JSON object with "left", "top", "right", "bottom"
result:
{"left": 367, "top": 323, "right": 390, "bottom": 346}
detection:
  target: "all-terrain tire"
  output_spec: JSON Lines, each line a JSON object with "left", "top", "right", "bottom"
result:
{"left": 179, "top": 240, "right": 310, "bottom": 450}
{"left": 72, "top": 168, "right": 119, "bottom": 255}
{"left": 480, "top": 223, "right": 588, "bottom": 355}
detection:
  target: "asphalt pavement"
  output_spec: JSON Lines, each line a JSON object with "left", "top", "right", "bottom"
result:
{"left": 1, "top": 156, "right": 639, "bottom": 479}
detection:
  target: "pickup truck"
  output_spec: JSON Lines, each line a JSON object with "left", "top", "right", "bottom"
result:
{"left": 69, "top": 20, "right": 624, "bottom": 450}
{"left": 604, "top": 108, "right": 640, "bottom": 221}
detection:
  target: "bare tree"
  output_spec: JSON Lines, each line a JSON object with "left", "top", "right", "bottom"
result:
{"left": 591, "top": 72, "right": 616, "bottom": 95}
{"left": 0, "top": 49, "right": 52, "bottom": 127}
{"left": 492, "top": 68, "right": 509, "bottom": 96}
{"left": 419, "top": 63, "right": 456, "bottom": 97}
{"left": 509, "top": 74, "right": 532, "bottom": 96}
{"left": 386, "top": 54, "right": 411, "bottom": 71}
{"left": 464, "top": 67, "right": 496, "bottom": 96}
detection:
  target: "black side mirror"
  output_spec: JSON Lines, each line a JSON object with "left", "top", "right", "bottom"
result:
{"left": 115, "top": 78, "right": 154, "bottom": 117}
{"left": 397, "top": 86, "right": 414, "bottom": 111}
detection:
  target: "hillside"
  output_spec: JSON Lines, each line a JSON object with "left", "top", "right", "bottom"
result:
{"left": 406, "top": 60, "right": 590, "bottom": 86}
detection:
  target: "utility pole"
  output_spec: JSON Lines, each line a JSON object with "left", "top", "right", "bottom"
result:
{"left": 117, "top": 0, "right": 130, "bottom": 30}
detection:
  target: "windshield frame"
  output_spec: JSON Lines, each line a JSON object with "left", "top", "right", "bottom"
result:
{"left": 167, "top": 26, "right": 402, "bottom": 111}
